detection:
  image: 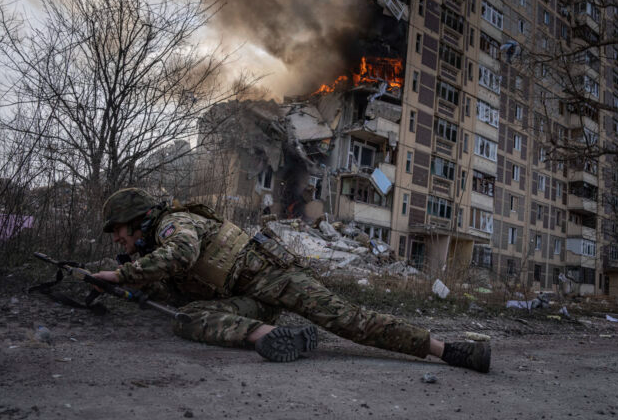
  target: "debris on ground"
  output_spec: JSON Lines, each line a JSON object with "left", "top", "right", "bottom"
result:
{"left": 559, "top": 306, "right": 571, "bottom": 319}
{"left": 421, "top": 373, "right": 437, "bottom": 383}
{"left": 464, "top": 332, "right": 491, "bottom": 341}
{"left": 607, "top": 315, "right": 618, "bottom": 322}
{"left": 432, "top": 279, "right": 449, "bottom": 299}
{"left": 33, "top": 326, "right": 51, "bottom": 344}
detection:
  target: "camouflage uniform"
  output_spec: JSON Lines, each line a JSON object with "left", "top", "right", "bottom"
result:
{"left": 117, "top": 209, "right": 431, "bottom": 358}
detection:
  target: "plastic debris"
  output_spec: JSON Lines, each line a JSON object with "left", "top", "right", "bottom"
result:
{"left": 599, "top": 334, "right": 613, "bottom": 338}
{"left": 357, "top": 278, "right": 369, "bottom": 286}
{"left": 475, "top": 287, "right": 492, "bottom": 294}
{"left": 463, "top": 293, "right": 476, "bottom": 300}
{"left": 547, "top": 315, "right": 561, "bottom": 320}
{"left": 506, "top": 300, "right": 533, "bottom": 309}
{"left": 422, "top": 373, "right": 437, "bottom": 383}
{"left": 432, "top": 279, "right": 449, "bottom": 299}
{"left": 319, "top": 220, "right": 340, "bottom": 240}
{"left": 464, "top": 332, "right": 490, "bottom": 342}
{"left": 606, "top": 315, "right": 618, "bottom": 322}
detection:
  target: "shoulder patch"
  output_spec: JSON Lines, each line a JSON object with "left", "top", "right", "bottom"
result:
{"left": 159, "top": 222, "right": 177, "bottom": 240}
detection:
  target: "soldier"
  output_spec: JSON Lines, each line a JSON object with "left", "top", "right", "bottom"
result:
{"left": 93, "top": 188, "right": 491, "bottom": 372}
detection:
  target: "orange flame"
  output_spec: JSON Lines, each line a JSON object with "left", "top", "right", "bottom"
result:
{"left": 312, "top": 56, "right": 403, "bottom": 96}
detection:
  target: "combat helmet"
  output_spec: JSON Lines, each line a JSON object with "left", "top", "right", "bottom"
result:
{"left": 102, "top": 188, "right": 156, "bottom": 233}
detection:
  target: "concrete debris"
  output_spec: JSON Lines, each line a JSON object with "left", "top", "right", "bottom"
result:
{"left": 506, "top": 300, "right": 533, "bottom": 310}
{"left": 335, "top": 255, "right": 360, "bottom": 269}
{"left": 421, "top": 373, "right": 437, "bottom": 383}
{"left": 357, "top": 278, "right": 370, "bottom": 286}
{"left": 370, "top": 168, "right": 392, "bottom": 195}
{"left": 385, "top": 261, "right": 418, "bottom": 277}
{"left": 319, "top": 220, "right": 340, "bottom": 240}
{"left": 432, "top": 279, "right": 449, "bottom": 299}
{"left": 370, "top": 239, "right": 390, "bottom": 257}
{"left": 464, "top": 332, "right": 491, "bottom": 342}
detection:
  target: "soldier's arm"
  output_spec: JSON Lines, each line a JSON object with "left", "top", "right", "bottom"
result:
{"left": 116, "top": 213, "right": 208, "bottom": 287}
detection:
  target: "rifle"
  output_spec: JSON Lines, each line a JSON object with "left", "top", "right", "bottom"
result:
{"left": 31, "top": 252, "right": 191, "bottom": 324}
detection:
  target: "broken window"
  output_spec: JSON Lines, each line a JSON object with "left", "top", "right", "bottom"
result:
{"left": 472, "top": 170, "right": 495, "bottom": 196}
{"left": 348, "top": 140, "right": 376, "bottom": 169}
{"left": 480, "top": 32, "right": 500, "bottom": 59}
{"left": 441, "top": 7, "right": 464, "bottom": 33}
{"left": 434, "top": 117, "right": 458, "bottom": 142}
{"left": 474, "top": 135, "right": 498, "bottom": 161}
{"left": 478, "top": 65, "right": 500, "bottom": 94}
{"left": 341, "top": 177, "right": 389, "bottom": 208}
{"left": 481, "top": 1, "right": 503, "bottom": 29}
{"left": 476, "top": 100, "right": 499, "bottom": 127}
{"left": 472, "top": 245, "right": 492, "bottom": 268}
{"left": 309, "top": 176, "right": 322, "bottom": 200}
{"left": 258, "top": 166, "right": 273, "bottom": 190}
{"left": 427, "top": 195, "right": 452, "bottom": 219}
{"left": 436, "top": 80, "right": 459, "bottom": 105}
{"left": 439, "top": 43, "right": 462, "bottom": 69}
{"left": 470, "top": 208, "right": 493, "bottom": 233}
{"left": 431, "top": 156, "right": 456, "bottom": 180}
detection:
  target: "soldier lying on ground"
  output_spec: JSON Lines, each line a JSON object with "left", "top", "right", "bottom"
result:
{"left": 92, "top": 188, "right": 491, "bottom": 373}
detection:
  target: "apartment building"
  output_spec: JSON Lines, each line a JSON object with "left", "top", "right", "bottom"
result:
{"left": 390, "top": 0, "right": 618, "bottom": 295}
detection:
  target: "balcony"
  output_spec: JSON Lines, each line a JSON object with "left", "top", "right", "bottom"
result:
{"left": 347, "top": 117, "right": 399, "bottom": 146}
{"left": 471, "top": 191, "right": 494, "bottom": 212}
{"left": 566, "top": 223, "right": 596, "bottom": 240}
{"left": 604, "top": 258, "right": 618, "bottom": 273}
{"left": 570, "top": 170, "right": 598, "bottom": 186}
{"left": 337, "top": 194, "right": 391, "bottom": 228}
{"left": 565, "top": 251, "right": 596, "bottom": 268}
{"left": 567, "top": 194, "right": 597, "bottom": 215}
{"left": 471, "top": 154, "right": 497, "bottom": 177}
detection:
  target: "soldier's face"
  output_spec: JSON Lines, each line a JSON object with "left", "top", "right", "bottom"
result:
{"left": 112, "top": 224, "right": 142, "bottom": 254}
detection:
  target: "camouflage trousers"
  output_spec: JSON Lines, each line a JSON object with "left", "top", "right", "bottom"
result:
{"left": 172, "top": 265, "right": 431, "bottom": 358}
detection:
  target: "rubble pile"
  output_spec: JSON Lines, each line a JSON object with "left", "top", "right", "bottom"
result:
{"left": 263, "top": 218, "right": 420, "bottom": 281}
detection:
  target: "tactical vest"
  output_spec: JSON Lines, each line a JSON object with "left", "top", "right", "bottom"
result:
{"left": 147, "top": 202, "right": 250, "bottom": 296}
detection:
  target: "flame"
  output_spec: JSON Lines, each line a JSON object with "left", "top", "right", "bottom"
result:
{"left": 312, "top": 56, "right": 403, "bottom": 96}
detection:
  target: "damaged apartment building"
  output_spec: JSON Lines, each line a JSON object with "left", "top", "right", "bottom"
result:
{"left": 196, "top": 0, "right": 618, "bottom": 296}
{"left": 196, "top": 0, "right": 408, "bottom": 243}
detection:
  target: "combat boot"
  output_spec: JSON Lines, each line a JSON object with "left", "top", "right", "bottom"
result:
{"left": 441, "top": 341, "right": 491, "bottom": 373}
{"left": 255, "top": 325, "right": 318, "bottom": 362}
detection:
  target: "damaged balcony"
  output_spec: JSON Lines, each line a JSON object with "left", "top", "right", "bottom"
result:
{"left": 567, "top": 181, "right": 598, "bottom": 215}
{"left": 338, "top": 171, "right": 393, "bottom": 231}
{"left": 346, "top": 97, "right": 400, "bottom": 148}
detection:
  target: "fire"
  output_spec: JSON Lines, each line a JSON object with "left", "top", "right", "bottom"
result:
{"left": 312, "top": 56, "right": 403, "bottom": 96}
{"left": 313, "top": 75, "right": 348, "bottom": 95}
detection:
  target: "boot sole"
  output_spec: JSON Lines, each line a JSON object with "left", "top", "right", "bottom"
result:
{"left": 255, "top": 325, "right": 318, "bottom": 362}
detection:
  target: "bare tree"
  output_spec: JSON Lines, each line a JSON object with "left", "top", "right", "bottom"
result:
{"left": 0, "top": 0, "right": 252, "bottom": 199}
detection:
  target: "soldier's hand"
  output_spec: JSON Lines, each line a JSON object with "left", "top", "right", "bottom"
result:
{"left": 92, "top": 271, "right": 120, "bottom": 292}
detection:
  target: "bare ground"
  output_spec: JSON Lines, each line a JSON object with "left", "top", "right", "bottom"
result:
{"left": 1, "top": 271, "right": 618, "bottom": 420}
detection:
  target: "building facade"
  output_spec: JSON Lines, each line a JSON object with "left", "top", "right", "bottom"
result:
{"left": 390, "top": 0, "right": 618, "bottom": 295}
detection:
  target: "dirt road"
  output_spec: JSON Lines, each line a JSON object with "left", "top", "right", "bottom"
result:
{"left": 1, "top": 275, "right": 617, "bottom": 420}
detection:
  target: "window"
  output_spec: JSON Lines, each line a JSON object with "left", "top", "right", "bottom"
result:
{"left": 416, "top": 34, "right": 422, "bottom": 53}
{"left": 348, "top": 141, "right": 376, "bottom": 169}
{"left": 398, "top": 236, "right": 406, "bottom": 257}
{"left": 576, "top": 2, "right": 600, "bottom": 22}
{"left": 470, "top": 208, "right": 494, "bottom": 233}
{"left": 431, "top": 156, "right": 456, "bottom": 180}
{"left": 439, "top": 43, "right": 462, "bottom": 69}
{"left": 534, "top": 264, "right": 542, "bottom": 282}
{"left": 434, "top": 118, "right": 458, "bottom": 142}
{"left": 540, "top": 37, "right": 548, "bottom": 50}
{"left": 513, "top": 165, "right": 520, "bottom": 181}
{"left": 474, "top": 135, "right": 498, "bottom": 161}
{"left": 515, "top": 75, "right": 523, "bottom": 90}
{"left": 477, "top": 100, "right": 499, "bottom": 127}
{"left": 412, "top": 71, "right": 419, "bottom": 92}
{"left": 458, "top": 208, "right": 463, "bottom": 228}
{"left": 581, "top": 75, "right": 599, "bottom": 98}
{"left": 258, "top": 166, "right": 273, "bottom": 190}
{"left": 582, "top": 127, "right": 598, "bottom": 145}
{"left": 537, "top": 204, "right": 543, "bottom": 220}
{"left": 461, "top": 171, "right": 467, "bottom": 191}
{"left": 480, "top": 32, "right": 500, "bottom": 59}
{"left": 543, "top": 10, "right": 550, "bottom": 24}
{"left": 481, "top": 1, "right": 503, "bottom": 29}
{"left": 441, "top": 7, "right": 464, "bottom": 33}
{"left": 508, "top": 227, "right": 517, "bottom": 244}
{"left": 514, "top": 134, "right": 522, "bottom": 151}
{"left": 472, "top": 170, "right": 495, "bottom": 196}
{"left": 539, "top": 174, "right": 546, "bottom": 192}
{"left": 581, "top": 239, "right": 596, "bottom": 256}
{"left": 557, "top": 182, "right": 562, "bottom": 198}
{"left": 427, "top": 196, "right": 453, "bottom": 219}
{"left": 510, "top": 195, "right": 518, "bottom": 212}
{"left": 535, "top": 234, "right": 542, "bottom": 250}
{"left": 436, "top": 81, "right": 460, "bottom": 105}
{"left": 469, "top": 28, "right": 475, "bottom": 46}
{"left": 539, "top": 147, "right": 546, "bottom": 162}
{"left": 554, "top": 238, "right": 561, "bottom": 254}
{"left": 468, "top": 62, "right": 473, "bottom": 81}
{"left": 518, "top": 19, "right": 525, "bottom": 34}
{"left": 402, "top": 193, "right": 409, "bottom": 215}
{"left": 406, "top": 151, "right": 412, "bottom": 173}
{"left": 464, "top": 133, "right": 469, "bottom": 152}
{"left": 465, "top": 98, "right": 471, "bottom": 116}
{"left": 309, "top": 176, "right": 322, "bottom": 200}
{"left": 409, "top": 111, "right": 416, "bottom": 132}
{"left": 507, "top": 259, "right": 515, "bottom": 275}
{"left": 478, "top": 65, "right": 501, "bottom": 93}
{"left": 515, "top": 104, "right": 523, "bottom": 121}
{"left": 419, "top": 0, "right": 424, "bottom": 16}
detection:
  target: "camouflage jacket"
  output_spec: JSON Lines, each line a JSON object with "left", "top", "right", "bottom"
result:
{"left": 116, "top": 211, "right": 249, "bottom": 300}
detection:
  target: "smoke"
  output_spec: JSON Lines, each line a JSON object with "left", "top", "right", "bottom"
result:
{"left": 211, "top": 0, "right": 379, "bottom": 97}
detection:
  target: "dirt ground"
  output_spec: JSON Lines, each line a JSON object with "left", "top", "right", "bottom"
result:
{"left": 1, "top": 271, "right": 618, "bottom": 420}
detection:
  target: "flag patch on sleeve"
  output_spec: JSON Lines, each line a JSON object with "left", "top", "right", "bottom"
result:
{"left": 159, "top": 223, "right": 177, "bottom": 240}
